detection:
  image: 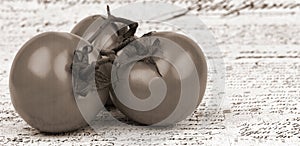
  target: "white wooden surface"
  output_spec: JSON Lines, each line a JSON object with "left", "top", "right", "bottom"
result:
{"left": 0, "top": 0, "right": 299, "bottom": 145}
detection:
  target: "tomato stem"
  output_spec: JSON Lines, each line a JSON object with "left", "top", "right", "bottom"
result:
{"left": 107, "top": 5, "right": 111, "bottom": 17}
{"left": 72, "top": 6, "right": 140, "bottom": 97}
{"left": 74, "top": 7, "right": 164, "bottom": 97}
{"left": 100, "top": 32, "right": 163, "bottom": 77}
{"left": 87, "top": 6, "right": 138, "bottom": 44}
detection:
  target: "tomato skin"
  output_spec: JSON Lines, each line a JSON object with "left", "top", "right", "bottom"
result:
{"left": 71, "top": 15, "right": 122, "bottom": 51}
{"left": 110, "top": 32, "right": 207, "bottom": 125}
{"left": 71, "top": 15, "right": 106, "bottom": 37}
{"left": 9, "top": 32, "right": 105, "bottom": 133}
{"left": 71, "top": 15, "right": 124, "bottom": 107}
{"left": 151, "top": 32, "right": 208, "bottom": 105}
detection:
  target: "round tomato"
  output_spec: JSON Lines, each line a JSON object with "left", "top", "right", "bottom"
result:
{"left": 110, "top": 31, "right": 207, "bottom": 125}
{"left": 71, "top": 14, "right": 137, "bottom": 107}
{"left": 9, "top": 32, "right": 106, "bottom": 133}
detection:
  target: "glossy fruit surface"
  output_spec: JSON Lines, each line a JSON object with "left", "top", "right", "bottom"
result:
{"left": 151, "top": 32, "right": 207, "bottom": 103}
{"left": 110, "top": 31, "right": 207, "bottom": 125}
{"left": 9, "top": 32, "right": 106, "bottom": 133}
{"left": 71, "top": 15, "right": 106, "bottom": 37}
{"left": 71, "top": 14, "right": 127, "bottom": 107}
{"left": 71, "top": 14, "right": 122, "bottom": 51}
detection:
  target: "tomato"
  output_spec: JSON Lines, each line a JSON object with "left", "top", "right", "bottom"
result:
{"left": 110, "top": 31, "right": 207, "bottom": 125}
{"left": 71, "top": 15, "right": 123, "bottom": 52}
{"left": 71, "top": 15, "right": 106, "bottom": 37}
{"left": 9, "top": 32, "right": 106, "bottom": 133}
{"left": 71, "top": 15, "right": 116, "bottom": 107}
{"left": 71, "top": 13, "right": 137, "bottom": 107}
